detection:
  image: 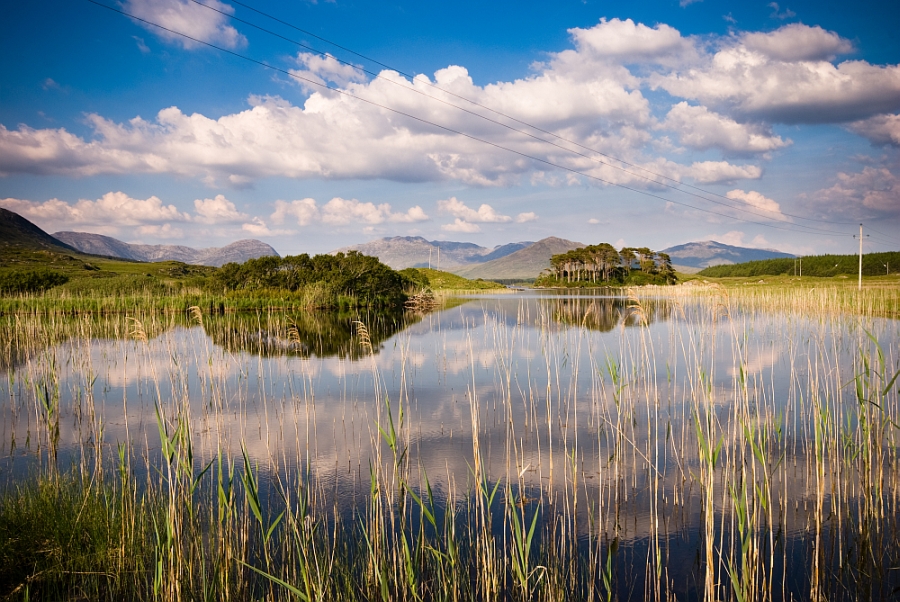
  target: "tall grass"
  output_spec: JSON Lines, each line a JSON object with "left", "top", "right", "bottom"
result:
{"left": 0, "top": 289, "right": 898, "bottom": 600}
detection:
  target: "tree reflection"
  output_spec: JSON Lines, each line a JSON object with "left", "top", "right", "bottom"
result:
{"left": 549, "top": 296, "right": 672, "bottom": 331}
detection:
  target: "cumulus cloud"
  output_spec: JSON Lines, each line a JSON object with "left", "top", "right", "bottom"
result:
{"left": 662, "top": 102, "right": 790, "bottom": 153}
{"left": 515, "top": 212, "right": 537, "bottom": 223}
{"left": 715, "top": 230, "right": 774, "bottom": 248}
{"left": 193, "top": 194, "right": 248, "bottom": 223}
{"left": 567, "top": 18, "right": 697, "bottom": 65}
{"left": 441, "top": 218, "right": 481, "bottom": 233}
{"left": 271, "top": 197, "right": 428, "bottom": 227}
{"left": 742, "top": 23, "right": 853, "bottom": 62}
{"left": 654, "top": 24, "right": 900, "bottom": 124}
{"left": 725, "top": 189, "right": 788, "bottom": 220}
{"left": 289, "top": 53, "right": 367, "bottom": 88}
{"left": 122, "top": 0, "right": 246, "bottom": 49}
{"left": 436, "top": 197, "right": 511, "bottom": 223}
{"left": 136, "top": 223, "right": 185, "bottom": 238}
{"left": 4, "top": 17, "right": 896, "bottom": 188}
{"left": 0, "top": 192, "right": 189, "bottom": 233}
{"left": 849, "top": 114, "right": 900, "bottom": 147}
{"left": 0, "top": 192, "right": 287, "bottom": 241}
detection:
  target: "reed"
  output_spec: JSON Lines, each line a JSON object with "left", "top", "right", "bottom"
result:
{"left": 0, "top": 287, "right": 898, "bottom": 601}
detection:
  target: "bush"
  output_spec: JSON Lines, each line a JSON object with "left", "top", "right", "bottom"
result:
{"left": 0, "top": 269, "right": 69, "bottom": 294}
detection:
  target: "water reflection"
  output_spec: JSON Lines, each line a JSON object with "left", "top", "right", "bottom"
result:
{"left": 1, "top": 291, "right": 898, "bottom": 600}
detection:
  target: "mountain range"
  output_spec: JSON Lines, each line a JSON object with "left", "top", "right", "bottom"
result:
{"left": 2, "top": 206, "right": 795, "bottom": 277}
{"left": 661, "top": 240, "right": 794, "bottom": 271}
{"left": 53, "top": 231, "right": 279, "bottom": 267}
{"left": 335, "top": 236, "right": 534, "bottom": 270}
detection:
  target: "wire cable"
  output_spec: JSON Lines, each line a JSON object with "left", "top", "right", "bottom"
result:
{"left": 180, "top": 0, "right": 858, "bottom": 234}
{"left": 86, "top": 0, "right": 857, "bottom": 239}
{"left": 212, "top": 0, "right": 864, "bottom": 228}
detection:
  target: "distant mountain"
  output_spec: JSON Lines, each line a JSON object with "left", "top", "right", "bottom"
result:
{"left": 334, "top": 236, "right": 533, "bottom": 270}
{"left": 54, "top": 231, "right": 279, "bottom": 267}
{"left": 661, "top": 240, "right": 794, "bottom": 270}
{"left": 453, "top": 237, "right": 585, "bottom": 281}
{"left": 0, "top": 208, "right": 78, "bottom": 253}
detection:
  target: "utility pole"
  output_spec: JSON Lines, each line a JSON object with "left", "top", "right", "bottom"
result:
{"left": 853, "top": 223, "right": 869, "bottom": 291}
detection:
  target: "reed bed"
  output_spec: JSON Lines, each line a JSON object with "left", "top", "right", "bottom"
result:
{"left": 634, "top": 280, "right": 900, "bottom": 319}
{"left": 0, "top": 289, "right": 898, "bottom": 601}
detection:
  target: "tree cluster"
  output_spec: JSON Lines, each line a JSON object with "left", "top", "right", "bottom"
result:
{"left": 214, "top": 251, "right": 411, "bottom": 307}
{"left": 541, "top": 244, "right": 676, "bottom": 286}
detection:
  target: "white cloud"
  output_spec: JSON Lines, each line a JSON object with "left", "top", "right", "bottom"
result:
{"left": 4, "top": 18, "right": 897, "bottom": 191}
{"left": 725, "top": 189, "right": 787, "bottom": 220}
{"left": 441, "top": 218, "right": 481, "bottom": 233}
{"left": 289, "top": 53, "right": 366, "bottom": 88}
{"left": 654, "top": 24, "right": 900, "bottom": 124}
{"left": 681, "top": 161, "right": 762, "bottom": 184}
{"left": 588, "top": 218, "right": 600, "bottom": 224}
{"left": 567, "top": 18, "right": 697, "bottom": 65}
{"left": 0, "top": 192, "right": 189, "bottom": 234}
{"left": 271, "top": 197, "right": 428, "bottom": 227}
{"left": 241, "top": 217, "right": 287, "bottom": 236}
{"left": 136, "top": 223, "right": 184, "bottom": 238}
{"left": 272, "top": 198, "right": 319, "bottom": 226}
{"left": 662, "top": 102, "right": 790, "bottom": 154}
{"left": 122, "top": 0, "right": 246, "bottom": 50}
{"left": 712, "top": 231, "right": 779, "bottom": 250}
{"left": 515, "top": 212, "right": 537, "bottom": 223}
{"left": 194, "top": 194, "right": 247, "bottom": 223}
{"left": 849, "top": 114, "right": 900, "bottom": 147}
{"left": 436, "top": 197, "right": 511, "bottom": 223}
{"left": 742, "top": 23, "right": 852, "bottom": 62}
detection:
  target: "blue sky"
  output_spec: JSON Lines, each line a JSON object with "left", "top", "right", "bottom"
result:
{"left": 2, "top": 0, "right": 899, "bottom": 256}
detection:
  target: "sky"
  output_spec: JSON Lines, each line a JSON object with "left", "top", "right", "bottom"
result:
{"left": 1, "top": 0, "right": 899, "bottom": 257}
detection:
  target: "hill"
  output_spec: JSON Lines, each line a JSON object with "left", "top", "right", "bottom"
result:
{"left": 0, "top": 208, "right": 78, "bottom": 253}
{"left": 54, "top": 231, "right": 279, "bottom": 267}
{"left": 334, "top": 236, "right": 532, "bottom": 270}
{"left": 661, "top": 240, "right": 793, "bottom": 270}
{"left": 698, "top": 251, "right": 900, "bottom": 278}
{"left": 453, "top": 237, "right": 585, "bottom": 281}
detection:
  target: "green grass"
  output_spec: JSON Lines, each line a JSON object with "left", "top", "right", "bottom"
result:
{"left": 410, "top": 268, "right": 507, "bottom": 291}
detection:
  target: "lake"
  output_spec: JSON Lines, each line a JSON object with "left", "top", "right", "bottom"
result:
{"left": 2, "top": 289, "right": 898, "bottom": 601}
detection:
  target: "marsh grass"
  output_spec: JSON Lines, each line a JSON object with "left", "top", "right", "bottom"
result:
{"left": 0, "top": 287, "right": 898, "bottom": 601}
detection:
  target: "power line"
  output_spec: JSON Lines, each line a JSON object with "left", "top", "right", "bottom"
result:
{"left": 865, "top": 225, "right": 900, "bottom": 245}
{"left": 208, "top": 0, "right": 864, "bottom": 228}
{"left": 86, "top": 0, "right": 856, "bottom": 239}
{"left": 179, "top": 0, "right": 856, "bottom": 233}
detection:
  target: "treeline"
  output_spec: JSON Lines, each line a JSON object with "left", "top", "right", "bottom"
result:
{"left": 698, "top": 251, "right": 900, "bottom": 278}
{"left": 537, "top": 243, "right": 676, "bottom": 286}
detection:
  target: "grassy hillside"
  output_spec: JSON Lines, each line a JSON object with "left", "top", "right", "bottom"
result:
{"left": 0, "top": 208, "right": 78, "bottom": 252}
{"left": 409, "top": 268, "right": 506, "bottom": 291}
{"left": 698, "top": 251, "right": 900, "bottom": 278}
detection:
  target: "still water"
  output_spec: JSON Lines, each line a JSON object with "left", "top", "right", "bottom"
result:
{"left": 2, "top": 290, "right": 899, "bottom": 599}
